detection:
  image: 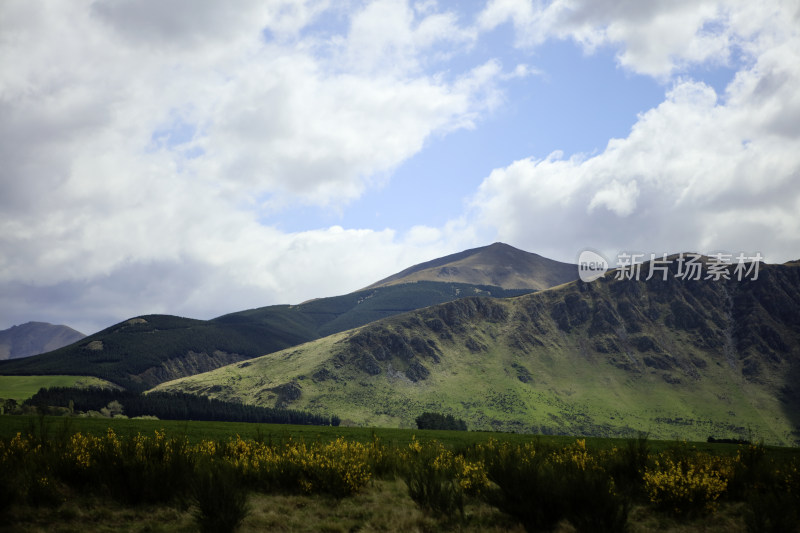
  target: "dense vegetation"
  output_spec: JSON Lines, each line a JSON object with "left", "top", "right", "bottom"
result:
{"left": 24, "top": 387, "right": 338, "bottom": 426}
{"left": 0, "top": 282, "right": 532, "bottom": 391}
{"left": 415, "top": 412, "right": 468, "bottom": 431}
{"left": 1, "top": 419, "right": 798, "bottom": 532}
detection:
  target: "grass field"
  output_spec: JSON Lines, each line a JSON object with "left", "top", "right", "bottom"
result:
{"left": 2, "top": 415, "right": 799, "bottom": 532}
{"left": 1, "top": 415, "right": 798, "bottom": 458}
{"left": 0, "top": 376, "right": 114, "bottom": 402}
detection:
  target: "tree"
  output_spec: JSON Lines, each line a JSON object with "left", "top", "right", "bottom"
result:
{"left": 415, "top": 412, "right": 467, "bottom": 431}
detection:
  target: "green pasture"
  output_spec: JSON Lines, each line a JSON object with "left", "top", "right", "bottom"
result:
{"left": 1, "top": 415, "right": 797, "bottom": 459}
{"left": 0, "top": 375, "right": 113, "bottom": 403}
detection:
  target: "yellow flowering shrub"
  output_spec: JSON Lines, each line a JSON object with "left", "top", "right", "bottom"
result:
{"left": 551, "top": 438, "right": 596, "bottom": 470}
{"left": 209, "top": 434, "right": 371, "bottom": 497}
{"left": 401, "top": 437, "right": 490, "bottom": 520}
{"left": 644, "top": 454, "right": 728, "bottom": 515}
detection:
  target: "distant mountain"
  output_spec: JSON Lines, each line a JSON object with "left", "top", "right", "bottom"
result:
{"left": 0, "top": 322, "right": 85, "bottom": 360}
{"left": 155, "top": 260, "right": 800, "bottom": 446}
{"left": 0, "top": 243, "right": 570, "bottom": 391}
{"left": 365, "top": 242, "right": 577, "bottom": 291}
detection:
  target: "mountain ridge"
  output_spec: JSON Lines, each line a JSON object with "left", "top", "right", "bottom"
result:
{"left": 0, "top": 243, "right": 575, "bottom": 390}
{"left": 0, "top": 322, "right": 85, "bottom": 360}
{"left": 154, "top": 259, "right": 800, "bottom": 445}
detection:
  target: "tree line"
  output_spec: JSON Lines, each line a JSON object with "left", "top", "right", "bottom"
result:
{"left": 415, "top": 412, "right": 467, "bottom": 431}
{"left": 25, "top": 387, "right": 340, "bottom": 426}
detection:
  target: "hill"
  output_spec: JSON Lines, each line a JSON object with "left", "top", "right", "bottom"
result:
{"left": 0, "top": 243, "right": 572, "bottom": 391}
{"left": 0, "top": 282, "right": 532, "bottom": 391}
{"left": 0, "top": 322, "right": 85, "bottom": 360}
{"left": 154, "top": 259, "right": 800, "bottom": 445}
{"left": 365, "top": 242, "right": 577, "bottom": 290}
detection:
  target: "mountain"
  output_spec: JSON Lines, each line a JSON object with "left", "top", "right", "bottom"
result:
{"left": 0, "top": 243, "right": 574, "bottom": 390}
{"left": 154, "top": 259, "right": 800, "bottom": 446}
{"left": 365, "top": 242, "right": 577, "bottom": 291}
{"left": 0, "top": 322, "right": 85, "bottom": 360}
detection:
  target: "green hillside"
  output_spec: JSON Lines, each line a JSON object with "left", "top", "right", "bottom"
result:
{"left": 0, "top": 282, "right": 531, "bottom": 391}
{"left": 154, "top": 262, "right": 800, "bottom": 445}
{"left": 0, "top": 375, "right": 114, "bottom": 403}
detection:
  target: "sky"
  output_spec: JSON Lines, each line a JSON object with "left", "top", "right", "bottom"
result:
{"left": 1, "top": 0, "right": 799, "bottom": 335}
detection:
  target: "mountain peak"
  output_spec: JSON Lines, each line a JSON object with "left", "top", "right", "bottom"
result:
{"left": 364, "top": 243, "right": 578, "bottom": 291}
{"left": 0, "top": 322, "right": 85, "bottom": 360}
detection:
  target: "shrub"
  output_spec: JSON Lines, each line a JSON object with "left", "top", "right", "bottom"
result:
{"left": 366, "top": 432, "right": 401, "bottom": 479}
{"left": 58, "top": 428, "right": 196, "bottom": 504}
{"left": 217, "top": 435, "right": 372, "bottom": 497}
{"left": 643, "top": 452, "right": 729, "bottom": 517}
{"left": 607, "top": 432, "right": 650, "bottom": 499}
{"left": 742, "top": 456, "right": 800, "bottom": 533}
{"left": 192, "top": 460, "right": 250, "bottom": 533}
{"left": 25, "top": 475, "right": 63, "bottom": 507}
{"left": 727, "top": 443, "right": 768, "bottom": 499}
{"left": 482, "top": 439, "right": 629, "bottom": 533}
{"left": 401, "top": 438, "right": 488, "bottom": 522}
{"left": 744, "top": 487, "right": 800, "bottom": 533}
{"left": 306, "top": 437, "right": 373, "bottom": 497}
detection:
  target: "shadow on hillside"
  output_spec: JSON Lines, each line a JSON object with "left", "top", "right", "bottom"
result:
{"left": 779, "top": 359, "right": 800, "bottom": 445}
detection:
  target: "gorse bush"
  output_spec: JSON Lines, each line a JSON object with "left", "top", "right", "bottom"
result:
{"left": 57, "top": 428, "right": 196, "bottom": 504}
{"left": 366, "top": 432, "right": 402, "bottom": 479}
{"left": 192, "top": 460, "right": 250, "bottom": 533}
{"left": 603, "top": 432, "right": 650, "bottom": 499}
{"left": 401, "top": 438, "right": 489, "bottom": 522}
{"left": 643, "top": 451, "right": 729, "bottom": 517}
{"left": 221, "top": 435, "right": 372, "bottom": 497}
{"left": 1, "top": 422, "right": 798, "bottom": 531}
{"left": 737, "top": 452, "right": 800, "bottom": 533}
{"left": 481, "top": 438, "right": 629, "bottom": 533}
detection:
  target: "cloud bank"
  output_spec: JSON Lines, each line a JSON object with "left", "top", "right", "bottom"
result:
{"left": 1, "top": 0, "right": 798, "bottom": 333}
{"left": 473, "top": 0, "right": 800, "bottom": 263}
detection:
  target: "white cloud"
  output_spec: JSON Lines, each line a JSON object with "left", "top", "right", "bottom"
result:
{"left": 472, "top": 1, "right": 800, "bottom": 264}
{"left": 0, "top": 1, "right": 503, "bottom": 332}
{"left": 477, "top": 0, "right": 796, "bottom": 78}
{"left": 2, "top": 0, "right": 798, "bottom": 336}
{"left": 588, "top": 179, "right": 639, "bottom": 217}
{"left": 343, "top": 0, "right": 476, "bottom": 74}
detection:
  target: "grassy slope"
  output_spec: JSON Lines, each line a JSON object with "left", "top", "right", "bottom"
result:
{"left": 156, "top": 318, "right": 790, "bottom": 444}
{"left": 0, "top": 375, "right": 114, "bottom": 402}
{"left": 155, "top": 264, "right": 800, "bottom": 446}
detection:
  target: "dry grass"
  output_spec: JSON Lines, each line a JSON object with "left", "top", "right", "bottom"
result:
{"left": 1, "top": 481, "right": 764, "bottom": 533}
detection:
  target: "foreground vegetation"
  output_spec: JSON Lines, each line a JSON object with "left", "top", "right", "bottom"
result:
{"left": 1, "top": 417, "right": 799, "bottom": 532}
